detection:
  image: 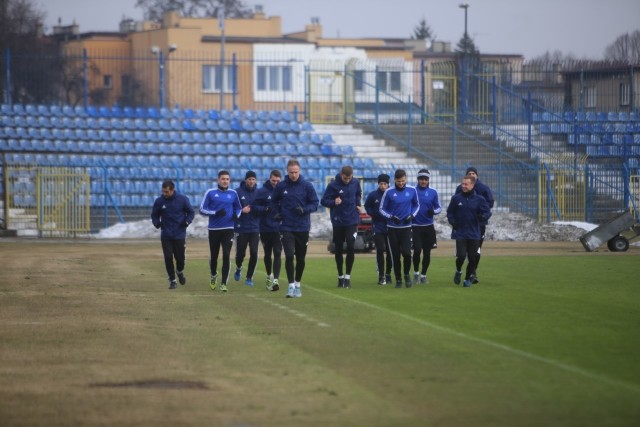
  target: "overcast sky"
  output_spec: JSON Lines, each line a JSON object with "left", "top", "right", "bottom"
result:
{"left": 38, "top": 0, "right": 640, "bottom": 60}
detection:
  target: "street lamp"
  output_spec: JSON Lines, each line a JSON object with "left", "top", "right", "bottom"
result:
{"left": 459, "top": 3, "right": 469, "bottom": 39}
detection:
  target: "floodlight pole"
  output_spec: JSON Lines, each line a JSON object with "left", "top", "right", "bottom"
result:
{"left": 459, "top": 3, "right": 469, "bottom": 39}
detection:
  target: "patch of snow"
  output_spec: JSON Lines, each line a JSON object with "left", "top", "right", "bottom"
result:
{"left": 95, "top": 210, "right": 596, "bottom": 243}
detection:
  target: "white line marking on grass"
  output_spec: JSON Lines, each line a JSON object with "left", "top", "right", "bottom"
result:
{"left": 246, "top": 294, "right": 330, "bottom": 328}
{"left": 310, "top": 287, "right": 640, "bottom": 393}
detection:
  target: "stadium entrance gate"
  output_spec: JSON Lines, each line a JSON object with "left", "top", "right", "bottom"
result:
{"left": 538, "top": 157, "right": 587, "bottom": 222}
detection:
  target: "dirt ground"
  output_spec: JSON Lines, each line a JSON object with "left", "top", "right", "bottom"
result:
{"left": 2, "top": 237, "right": 638, "bottom": 259}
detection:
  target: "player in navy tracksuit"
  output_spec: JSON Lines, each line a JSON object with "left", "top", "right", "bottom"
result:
{"left": 379, "top": 169, "right": 420, "bottom": 288}
{"left": 447, "top": 174, "right": 492, "bottom": 287}
{"left": 199, "top": 170, "right": 242, "bottom": 292}
{"left": 253, "top": 169, "right": 283, "bottom": 291}
{"left": 455, "top": 166, "right": 494, "bottom": 283}
{"left": 151, "top": 180, "right": 195, "bottom": 289}
{"left": 412, "top": 169, "right": 441, "bottom": 284}
{"left": 364, "top": 173, "right": 392, "bottom": 285}
{"left": 321, "top": 165, "right": 363, "bottom": 289}
{"left": 233, "top": 170, "right": 260, "bottom": 286}
{"left": 270, "top": 159, "right": 319, "bottom": 298}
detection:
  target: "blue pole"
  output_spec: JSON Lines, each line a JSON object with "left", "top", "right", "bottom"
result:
{"left": 492, "top": 75, "right": 497, "bottom": 139}
{"left": 375, "top": 65, "right": 379, "bottom": 138}
{"left": 527, "top": 91, "right": 532, "bottom": 158}
{"left": 420, "top": 59, "right": 426, "bottom": 124}
{"left": 232, "top": 53, "right": 237, "bottom": 110}
{"left": 5, "top": 49, "right": 11, "bottom": 105}
{"left": 83, "top": 49, "right": 88, "bottom": 108}
{"left": 159, "top": 51, "right": 165, "bottom": 109}
{"left": 407, "top": 97, "right": 412, "bottom": 155}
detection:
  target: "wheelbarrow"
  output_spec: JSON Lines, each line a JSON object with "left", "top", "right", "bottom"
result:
{"left": 579, "top": 211, "right": 640, "bottom": 252}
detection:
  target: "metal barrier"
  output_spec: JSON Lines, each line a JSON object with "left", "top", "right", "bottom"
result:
{"left": 4, "top": 166, "right": 90, "bottom": 236}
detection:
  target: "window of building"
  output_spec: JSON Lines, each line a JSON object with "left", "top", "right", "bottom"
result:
{"left": 202, "top": 65, "right": 234, "bottom": 93}
{"left": 585, "top": 87, "right": 596, "bottom": 108}
{"left": 354, "top": 70, "right": 364, "bottom": 92}
{"left": 256, "top": 65, "right": 292, "bottom": 91}
{"left": 376, "top": 70, "right": 402, "bottom": 93}
{"left": 103, "top": 75, "right": 113, "bottom": 89}
{"left": 620, "top": 82, "right": 630, "bottom": 106}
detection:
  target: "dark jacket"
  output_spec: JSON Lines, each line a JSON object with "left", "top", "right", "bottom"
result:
{"left": 321, "top": 173, "right": 362, "bottom": 227}
{"left": 151, "top": 191, "right": 195, "bottom": 240}
{"left": 271, "top": 174, "right": 319, "bottom": 232}
{"left": 364, "top": 188, "right": 388, "bottom": 235}
{"left": 446, "top": 190, "right": 491, "bottom": 240}
{"left": 234, "top": 181, "right": 260, "bottom": 233}
{"left": 455, "top": 179, "right": 494, "bottom": 225}
{"left": 253, "top": 179, "right": 280, "bottom": 233}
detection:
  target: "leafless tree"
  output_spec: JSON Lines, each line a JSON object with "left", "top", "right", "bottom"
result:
{"left": 134, "top": 0, "right": 252, "bottom": 22}
{"left": 604, "top": 30, "right": 640, "bottom": 64}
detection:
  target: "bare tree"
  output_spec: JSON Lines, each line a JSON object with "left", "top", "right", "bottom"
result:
{"left": 412, "top": 18, "right": 435, "bottom": 41}
{"left": 604, "top": 30, "right": 640, "bottom": 64}
{"left": 135, "top": 0, "right": 252, "bottom": 22}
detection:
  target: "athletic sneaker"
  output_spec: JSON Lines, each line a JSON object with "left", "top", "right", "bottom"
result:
{"left": 404, "top": 274, "right": 412, "bottom": 288}
{"left": 220, "top": 283, "right": 228, "bottom": 292}
{"left": 413, "top": 272, "right": 420, "bottom": 283}
{"left": 233, "top": 267, "right": 242, "bottom": 281}
{"left": 463, "top": 279, "right": 472, "bottom": 287}
{"left": 472, "top": 275, "right": 480, "bottom": 284}
{"left": 177, "top": 271, "right": 186, "bottom": 285}
{"left": 385, "top": 274, "right": 392, "bottom": 284}
{"left": 245, "top": 278, "right": 254, "bottom": 287}
{"left": 271, "top": 279, "right": 280, "bottom": 292}
{"left": 266, "top": 277, "right": 273, "bottom": 290}
{"left": 377, "top": 276, "right": 386, "bottom": 286}
{"left": 395, "top": 280, "right": 403, "bottom": 288}
{"left": 343, "top": 278, "right": 351, "bottom": 288}
{"left": 209, "top": 275, "right": 217, "bottom": 291}
{"left": 454, "top": 271, "right": 462, "bottom": 285}
{"left": 168, "top": 280, "right": 177, "bottom": 290}
{"left": 286, "top": 285, "right": 296, "bottom": 298}
{"left": 420, "top": 275, "right": 428, "bottom": 284}
{"left": 337, "top": 277, "right": 345, "bottom": 288}
{"left": 294, "top": 287, "right": 302, "bottom": 298}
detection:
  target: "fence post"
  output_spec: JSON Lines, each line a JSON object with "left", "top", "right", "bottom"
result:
{"left": 4, "top": 49, "right": 10, "bottom": 105}
{"left": 451, "top": 118, "right": 457, "bottom": 181}
{"left": 492, "top": 75, "right": 497, "bottom": 140}
{"left": 159, "top": 51, "right": 165, "bottom": 109}
{"left": 420, "top": 59, "right": 426, "bottom": 124}
{"left": 82, "top": 49, "right": 88, "bottom": 109}
{"left": 375, "top": 65, "right": 380, "bottom": 138}
{"left": 407, "top": 97, "right": 412, "bottom": 155}
{"left": 527, "top": 91, "right": 532, "bottom": 158}
{"left": 232, "top": 53, "right": 238, "bottom": 110}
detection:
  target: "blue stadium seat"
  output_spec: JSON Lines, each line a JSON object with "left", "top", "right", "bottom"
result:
{"left": 109, "top": 118, "right": 123, "bottom": 130}
{"left": 251, "top": 132, "right": 264, "bottom": 144}
{"left": 216, "top": 132, "right": 228, "bottom": 144}
{"left": 134, "top": 118, "right": 147, "bottom": 130}
{"left": 215, "top": 143, "right": 229, "bottom": 155}
{"left": 253, "top": 120, "right": 267, "bottom": 132}
{"left": 203, "top": 132, "right": 217, "bottom": 143}
{"left": 193, "top": 119, "right": 207, "bottom": 131}
{"left": 146, "top": 119, "right": 159, "bottom": 130}
{"left": 207, "top": 109, "right": 219, "bottom": 120}
{"left": 287, "top": 133, "right": 300, "bottom": 144}
{"left": 182, "top": 119, "right": 196, "bottom": 131}
{"left": 192, "top": 132, "right": 205, "bottom": 144}
{"left": 122, "top": 118, "right": 136, "bottom": 130}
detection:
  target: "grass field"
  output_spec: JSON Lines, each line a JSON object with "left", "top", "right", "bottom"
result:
{"left": 1, "top": 239, "right": 639, "bottom": 427}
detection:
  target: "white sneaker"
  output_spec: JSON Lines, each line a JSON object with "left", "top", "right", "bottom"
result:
{"left": 286, "top": 285, "right": 296, "bottom": 298}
